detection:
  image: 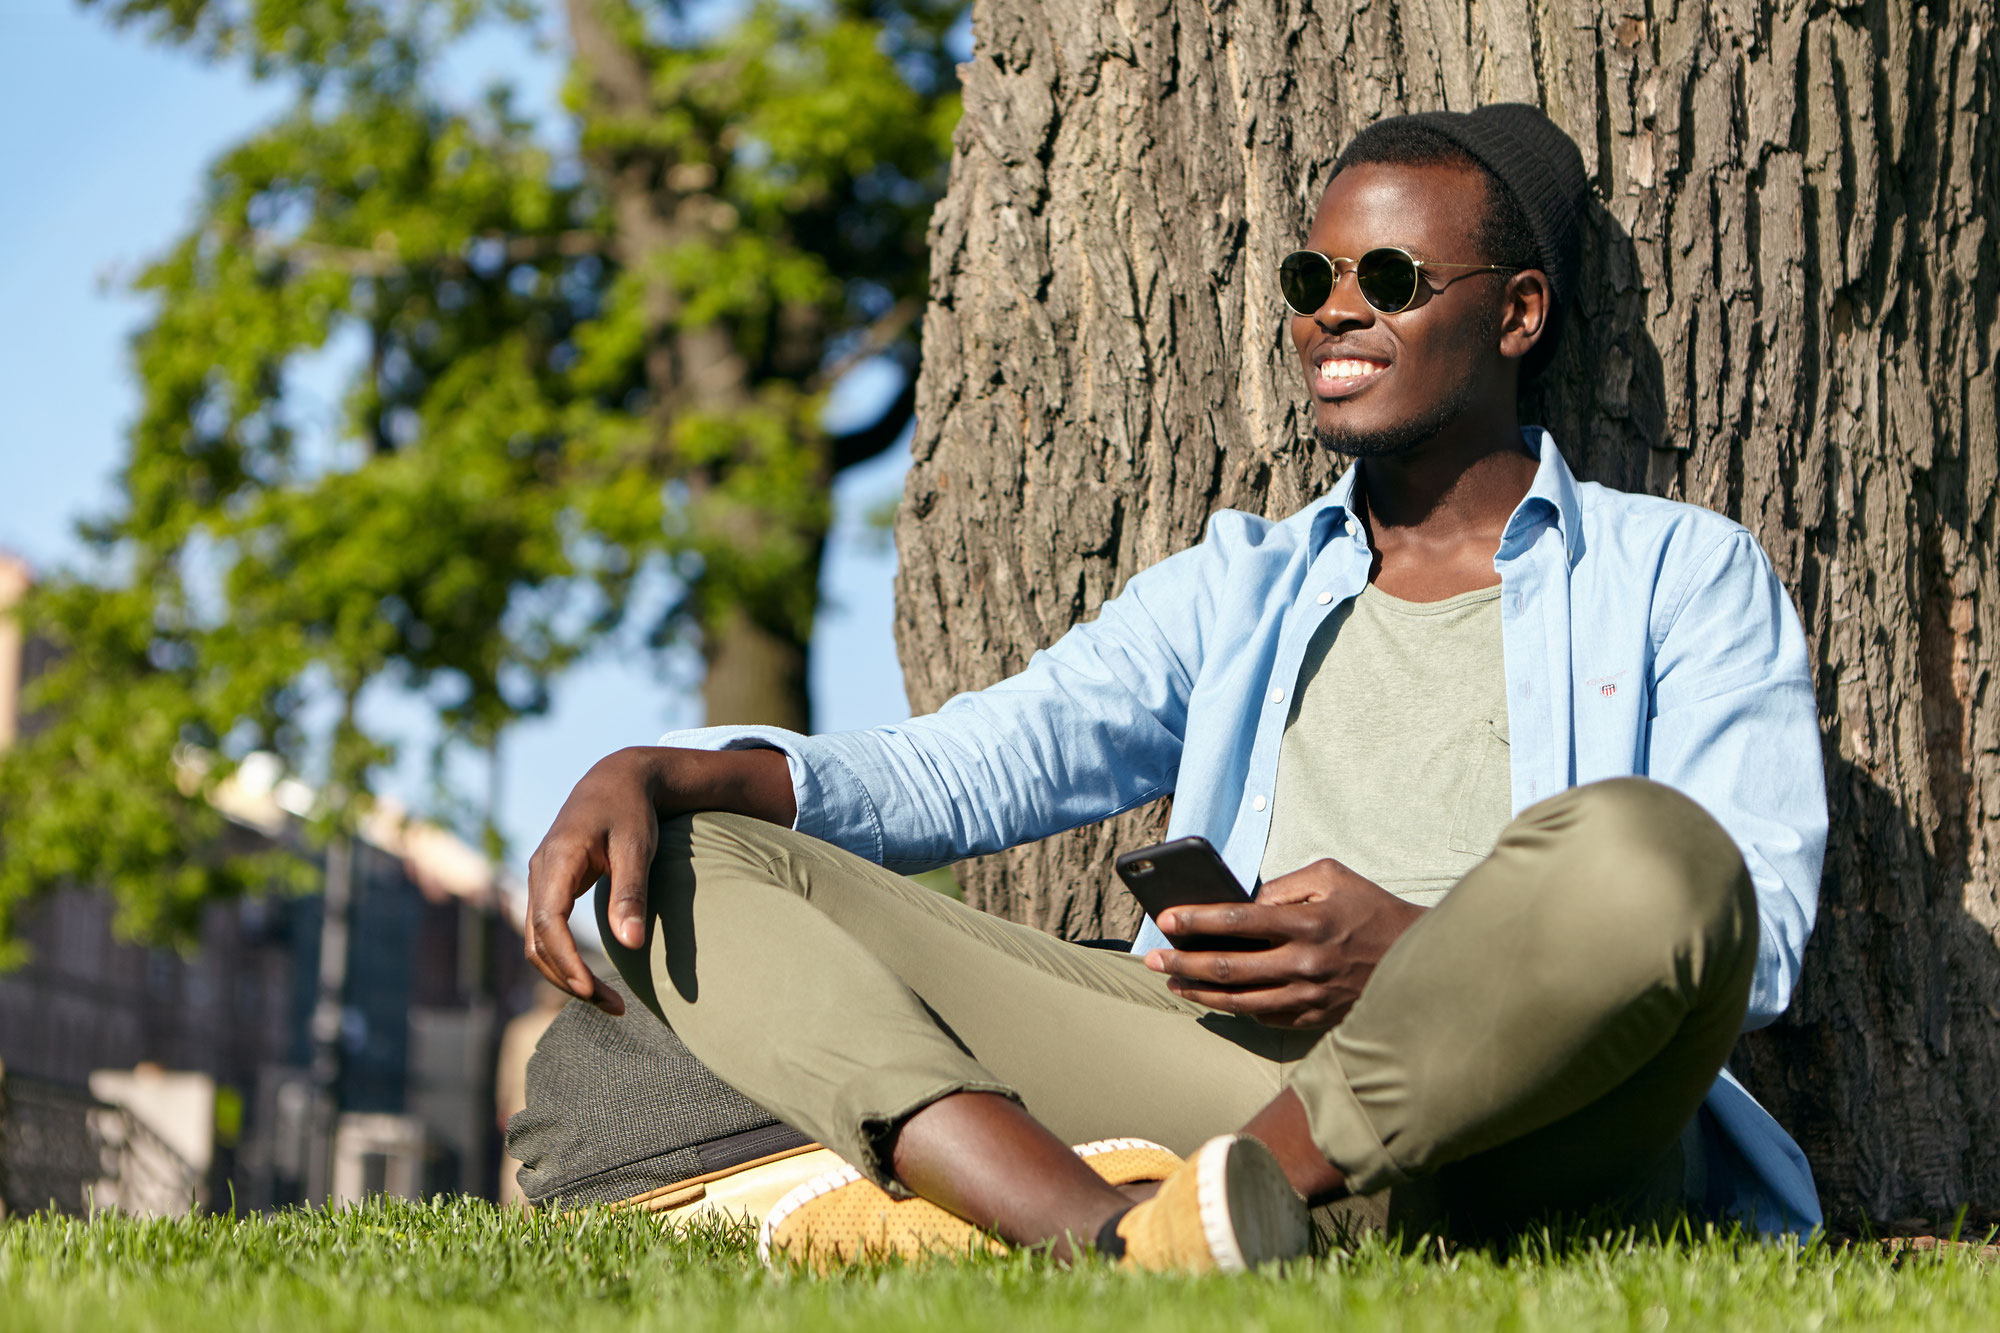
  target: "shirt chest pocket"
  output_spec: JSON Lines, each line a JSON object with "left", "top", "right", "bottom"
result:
{"left": 1447, "top": 716, "right": 1513, "bottom": 857}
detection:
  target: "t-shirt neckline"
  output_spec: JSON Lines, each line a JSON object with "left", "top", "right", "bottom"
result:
{"left": 1358, "top": 581, "right": 1505, "bottom": 616}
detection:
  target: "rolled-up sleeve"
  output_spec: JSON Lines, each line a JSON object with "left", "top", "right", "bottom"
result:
{"left": 661, "top": 539, "right": 1217, "bottom": 874}
{"left": 1647, "top": 529, "right": 1827, "bottom": 1028}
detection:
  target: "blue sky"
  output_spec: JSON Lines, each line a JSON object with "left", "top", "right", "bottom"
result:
{"left": 0, "top": 0, "right": 914, "bottom": 872}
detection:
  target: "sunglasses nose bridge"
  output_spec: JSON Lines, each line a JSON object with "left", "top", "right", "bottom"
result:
{"left": 1323, "top": 257, "right": 1388, "bottom": 322}
{"left": 1287, "top": 253, "right": 1376, "bottom": 320}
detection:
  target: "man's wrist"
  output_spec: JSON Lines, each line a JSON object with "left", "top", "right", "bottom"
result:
{"left": 639, "top": 745, "right": 797, "bottom": 827}
{"left": 633, "top": 745, "right": 685, "bottom": 809}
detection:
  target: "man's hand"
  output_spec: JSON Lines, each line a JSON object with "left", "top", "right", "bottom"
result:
{"left": 524, "top": 745, "right": 795, "bottom": 1015}
{"left": 1144, "top": 857, "right": 1426, "bottom": 1029}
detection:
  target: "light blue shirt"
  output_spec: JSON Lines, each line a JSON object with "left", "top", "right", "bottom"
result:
{"left": 662, "top": 429, "right": 1827, "bottom": 1234}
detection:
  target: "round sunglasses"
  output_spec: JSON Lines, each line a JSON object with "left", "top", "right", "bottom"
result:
{"left": 1279, "top": 247, "right": 1520, "bottom": 316}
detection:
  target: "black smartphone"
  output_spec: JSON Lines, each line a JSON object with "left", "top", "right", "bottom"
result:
{"left": 1114, "top": 836, "right": 1264, "bottom": 951}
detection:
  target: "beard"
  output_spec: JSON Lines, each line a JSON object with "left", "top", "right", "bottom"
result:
{"left": 1312, "top": 376, "right": 1478, "bottom": 458}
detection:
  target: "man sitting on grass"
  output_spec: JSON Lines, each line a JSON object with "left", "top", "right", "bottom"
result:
{"left": 523, "top": 103, "right": 1826, "bottom": 1271}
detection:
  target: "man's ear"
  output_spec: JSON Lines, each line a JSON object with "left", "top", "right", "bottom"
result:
{"left": 1497, "top": 269, "right": 1553, "bottom": 363}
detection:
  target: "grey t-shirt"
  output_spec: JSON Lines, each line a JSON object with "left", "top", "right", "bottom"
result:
{"left": 1258, "top": 582, "right": 1512, "bottom": 906}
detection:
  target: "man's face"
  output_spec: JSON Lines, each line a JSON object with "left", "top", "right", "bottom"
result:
{"left": 1290, "top": 162, "right": 1511, "bottom": 457}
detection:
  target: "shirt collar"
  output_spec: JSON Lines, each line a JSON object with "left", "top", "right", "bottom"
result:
{"left": 1502, "top": 427, "right": 1586, "bottom": 568}
{"left": 1306, "top": 427, "right": 1585, "bottom": 568}
{"left": 1305, "top": 464, "right": 1363, "bottom": 558}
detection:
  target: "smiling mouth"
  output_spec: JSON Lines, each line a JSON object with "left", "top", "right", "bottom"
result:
{"left": 1314, "top": 356, "right": 1390, "bottom": 395}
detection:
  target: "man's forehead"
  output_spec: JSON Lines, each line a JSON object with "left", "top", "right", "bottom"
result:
{"left": 1308, "top": 160, "right": 1488, "bottom": 250}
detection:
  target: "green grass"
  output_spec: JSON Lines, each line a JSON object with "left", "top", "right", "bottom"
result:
{"left": 1, "top": 1197, "right": 1994, "bottom": 1332}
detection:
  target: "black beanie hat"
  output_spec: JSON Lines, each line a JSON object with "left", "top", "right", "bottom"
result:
{"left": 1335, "top": 103, "right": 1589, "bottom": 311}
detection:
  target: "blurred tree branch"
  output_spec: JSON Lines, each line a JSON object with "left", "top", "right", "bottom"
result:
{"left": 0, "top": 0, "right": 963, "bottom": 956}
{"left": 257, "top": 230, "right": 612, "bottom": 276}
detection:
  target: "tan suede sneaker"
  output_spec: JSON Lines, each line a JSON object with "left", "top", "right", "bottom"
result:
{"left": 757, "top": 1137, "right": 1184, "bottom": 1271}
{"left": 1105, "top": 1134, "right": 1310, "bottom": 1273}
{"left": 755, "top": 1162, "right": 1004, "bottom": 1270}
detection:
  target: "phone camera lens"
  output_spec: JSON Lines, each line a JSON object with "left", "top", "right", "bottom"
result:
{"left": 1131, "top": 860, "right": 1154, "bottom": 874}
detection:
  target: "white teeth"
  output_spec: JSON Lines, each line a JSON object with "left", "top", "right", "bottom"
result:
{"left": 1318, "top": 357, "right": 1386, "bottom": 382}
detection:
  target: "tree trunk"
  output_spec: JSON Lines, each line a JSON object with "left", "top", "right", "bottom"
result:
{"left": 897, "top": 0, "right": 1998, "bottom": 1223}
{"left": 565, "top": 0, "right": 820, "bottom": 734}
{"left": 699, "top": 583, "right": 817, "bottom": 733}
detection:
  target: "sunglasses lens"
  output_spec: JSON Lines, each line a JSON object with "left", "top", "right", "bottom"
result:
{"left": 1356, "top": 248, "right": 1419, "bottom": 312}
{"left": 1279, "top": 251, "right": 1333, "bottom": 315}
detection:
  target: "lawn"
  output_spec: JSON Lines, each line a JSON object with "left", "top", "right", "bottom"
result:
{"left": 2, "top": 1197, "right": 1994, "bottom": 1332}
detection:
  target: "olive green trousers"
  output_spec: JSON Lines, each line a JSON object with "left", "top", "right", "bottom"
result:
{"left": 600, "top": 778, "right": 1756, "bottom": 1239}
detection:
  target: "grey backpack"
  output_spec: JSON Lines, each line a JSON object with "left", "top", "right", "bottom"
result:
{"left": 505, "top": 975, "right": 811, "bottom": 1208}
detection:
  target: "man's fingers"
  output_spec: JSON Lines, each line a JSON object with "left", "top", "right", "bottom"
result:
{"left": 1146, "top": 948, "right": 1333, "bottom": 1026}
{"left": 1254, "top": 876, "right": 1324, "bottom": 906}
{"left": 1167, "top": 977, "right": 1318, "bottom": 1018}
{"left": 527, "top": 898, "right": 606, "bottom": 1008}
{"left": 1146, "top": 943, "right": 1302, "bottom": 987}
{"left": 605, "top": 829, "right": 655, "bottom": 953}
{"left": 1255, "top": 861, "right": 1328, "bottom": 905}
{"left": 579, "top": 974, "right": 625, "bottom": 1016}
{"left": 1157, "top": 901, "right": 1295, "bottom": 943}
{"left": 1262, "top": 856, "right": 1375, "bottom": 905}
{"left": 525, "top": 842, "right": 625, "bottom": 1016}
{"left": 528, "top": 921, "right": 625, "bottom": 1017}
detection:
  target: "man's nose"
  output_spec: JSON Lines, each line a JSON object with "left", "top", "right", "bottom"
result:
{"left": 1314, "top": 263, "right": 1376, "bottom": 329}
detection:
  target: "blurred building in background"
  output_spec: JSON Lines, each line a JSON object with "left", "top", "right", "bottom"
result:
{"left": 0, "top": 552, "right": 552, "bottom": 1216}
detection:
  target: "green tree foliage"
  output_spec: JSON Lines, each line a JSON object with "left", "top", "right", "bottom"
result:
{"left": 0, "top": 0, "right": 959, "bottom": 958}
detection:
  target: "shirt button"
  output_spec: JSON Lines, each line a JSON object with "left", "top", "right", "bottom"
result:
{"left": 1269, "top": 687, "right": 1284, "bottom": 704}
{"left": 1252, "top": 794, "right": 1268, "bottom": 812}
{"left": 1316, "top": 591, "right": 1333, "bottom": 605}
{"left": 1344, "top": 519, "right": 1361, "bottom": 538}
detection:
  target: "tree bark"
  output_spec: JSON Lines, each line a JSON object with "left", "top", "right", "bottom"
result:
{"left": 897, "top": 0, "right": 1999, "bottom": 1223}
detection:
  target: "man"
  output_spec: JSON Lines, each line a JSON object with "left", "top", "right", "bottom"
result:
{"left": 525, "top": 104, "right": 1826, "bottom": 1270}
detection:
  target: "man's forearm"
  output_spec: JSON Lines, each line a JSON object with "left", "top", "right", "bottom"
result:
{"left": 639, "top": 745, "right": 798, "bottom": 827}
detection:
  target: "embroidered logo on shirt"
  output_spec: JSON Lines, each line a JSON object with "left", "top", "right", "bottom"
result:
{"left": 1586, "top": 670, "right": 1627, "bottom": 699}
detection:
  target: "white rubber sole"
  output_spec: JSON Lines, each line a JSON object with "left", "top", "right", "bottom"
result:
{"left": 1191, "top": 1135, "right": 1312, "bottom": 1272}
{"left": 1072, "top": 1137, "right": 1175, "bottom": 1165}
